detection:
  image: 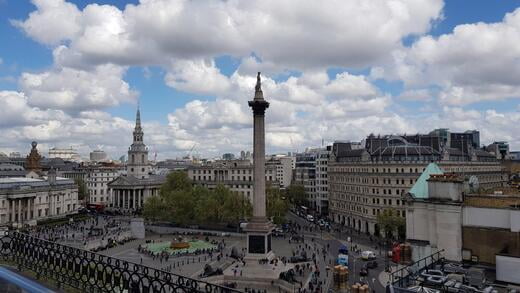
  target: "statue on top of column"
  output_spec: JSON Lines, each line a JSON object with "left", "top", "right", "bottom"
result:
{"left": 255, "top": 72, "right": 262, "bottom": 92}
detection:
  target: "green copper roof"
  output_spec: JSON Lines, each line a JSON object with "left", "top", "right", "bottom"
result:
{"left": 409, "top": 162, "right": 444, "bottom": 199}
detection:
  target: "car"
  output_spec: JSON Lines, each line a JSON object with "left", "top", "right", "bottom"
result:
{"left": 366, "top": 261, "right": 378, "bottom": 269}
{"left": 420, "top": 269, "right": 444, "bottom": 279}
{"left": 443, "top": 263, "right": 467, "bottom": 274}
{"left": 359, "top": 266, "right": 368, "bottom": 277}
{"left": 425, "top": 275, "right": 448, "bottom": 285}
{"left": 361, "top": 251, "right": 376, "bottom": 260}
{"left": 306, "top": 215, "right": 314, "bottom": 222}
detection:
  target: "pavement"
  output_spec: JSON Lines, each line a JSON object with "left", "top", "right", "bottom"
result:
{"left": 286, "top": 212, "right": 389, "bottom": 292}
{"left": 27, "top": 213, "right": 395, "bottom": 292}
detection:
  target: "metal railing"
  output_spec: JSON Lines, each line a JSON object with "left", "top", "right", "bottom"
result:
{"left": 390, "top": 250, "right": 445, "bottom": 289}
{"left": 0, "top": 231, "right": 241, "bottom": 292}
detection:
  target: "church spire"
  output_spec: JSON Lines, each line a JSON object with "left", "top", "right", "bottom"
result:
{"left": 135, "top": 102, "right": 142, "bottom": 130}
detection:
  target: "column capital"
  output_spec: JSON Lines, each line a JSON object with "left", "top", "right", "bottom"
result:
{"left": 248, "top": 100, "right": 269, "bottom": 116}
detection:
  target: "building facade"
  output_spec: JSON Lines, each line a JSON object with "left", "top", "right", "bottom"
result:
{"left": 315, "top": 147, "right": 331, "bottom": 216}
{"left": 90, "top": 150, "right": 108, "bottom": 162}
{"left": 108, "top": 107, "right": 165, "bottom": 211}
{"left": 294, "top": 147, "right": 331, "bottom": 216}
{"left": 294, "top": 150, "right": 317, "bottom": 210}
{"left": 48, "top": 147, "right": 81, "bottom": 161}
{"left": 265, "top": 155, "right": 294, "bottom": 189}
{"left": 187, "top": 159, "right": 279, "bottom": 202}
{"left": 85, "top": 166, "right": 120, "bottom": 205}
{"left": 0, "top": 173, "right": 79, "bottom": 227}
{"left": 328, "top": 130, "right": 508, "bottom": 235}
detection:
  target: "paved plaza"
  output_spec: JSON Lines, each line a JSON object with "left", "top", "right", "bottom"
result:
{"left": 22, "top": 213, "right": 392, "bottom": 292}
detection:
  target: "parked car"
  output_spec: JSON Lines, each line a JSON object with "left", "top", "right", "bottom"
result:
{"left": 362, "top": 251, "right": 377, "bottom": 260}
{"left": 443, "top": 263, "right": 467, "bottom": 274}
{"left": 367, "top": 261, "right": 378, "bottom": 269}
{"left": 421, "top": 269, "right": 445, "bottom": 279}
{"left": 306, "top": 215, "right": 314, "bottom": 222}
{"left": 425, "top": 275, "right": 448, "bottom": 286}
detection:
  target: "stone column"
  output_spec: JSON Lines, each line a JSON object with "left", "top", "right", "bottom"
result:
{"left": 18, "top": 199, "right": 22, "bottom": 224}
{"left": 11, "top": 200, "right": 15, "bottom": 223}
{"left": 248, "top": 72, "right": 269, "bottom": 221}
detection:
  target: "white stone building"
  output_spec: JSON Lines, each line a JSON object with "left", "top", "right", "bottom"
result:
{"left": 406, "top": 169, "right": 520, "bottom": 271}
{"left": 315, "top": 147, "right": 331, "bottom": 216}
{"left": 187, "top": 159, "right": 279, "bottom": 202}
{"left": 48, "top": 147, "right": 81, "bottom": 161}
{"left": 0, "top": 172, "right": 79, "bottom": 226}
{"left": 265, "top": 155, "right": 293, "bottom": 188}
{"left": 85, "top": 166, "right": 120, "bottom": 206}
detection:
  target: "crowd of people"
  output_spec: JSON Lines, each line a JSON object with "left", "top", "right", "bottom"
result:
{"left": 25, "top": 215, "right": 132, "bottom": 249}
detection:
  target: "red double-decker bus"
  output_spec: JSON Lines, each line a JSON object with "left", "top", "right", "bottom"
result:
{"left": 86, "top": 203, "right": 105, "bottom": 213}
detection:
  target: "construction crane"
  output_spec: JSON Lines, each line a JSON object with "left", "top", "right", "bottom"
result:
{"left": 185, "top": 143, "right": 197, "bottom": 160}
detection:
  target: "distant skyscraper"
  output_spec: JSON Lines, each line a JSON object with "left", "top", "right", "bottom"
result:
{"left": 90, "top": 150, "right": 108, "bottom": 162}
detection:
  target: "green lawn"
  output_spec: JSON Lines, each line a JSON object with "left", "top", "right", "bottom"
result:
{"left": 145, "top": 240, "right": 216, "bottom": 254}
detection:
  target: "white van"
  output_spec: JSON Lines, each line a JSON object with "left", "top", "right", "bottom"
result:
{"left": 306, "top": 215, "right": 314, "bottom": 222}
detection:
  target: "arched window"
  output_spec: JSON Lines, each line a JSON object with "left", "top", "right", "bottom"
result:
{"left": 141, "top": 154, "right": 145, "bottom": 163}
{"left": 132, "top": 154, "right": 135, "bottom": 163}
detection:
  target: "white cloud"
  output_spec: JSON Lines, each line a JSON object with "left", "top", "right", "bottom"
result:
{"left": 165, "top": 59, "right": 231, "bottom": 96}
{"left": 398, "top": 89, "right": 433, "bottom": 101}
{"left": 12, "top": 0, "right": 81, "bottom": 45}
{"left": 20, "top": 64, "right": 137, "bottom": 113}
{"left": 378, "top": 8, "right": 520, "bottom": 105}
{"left": 14, "top": 0, "right": 444, "bottom": 70}
{"left": 7, "top": 0, "right": 520, "bottom": 157}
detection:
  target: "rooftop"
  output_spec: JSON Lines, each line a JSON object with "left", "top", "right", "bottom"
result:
{"left": 409, "top": 162, "right": 444, "bottom": 199}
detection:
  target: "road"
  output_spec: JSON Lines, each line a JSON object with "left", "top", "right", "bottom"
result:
{"left": 287, "top": 212, "right": 386, "bottom": 292}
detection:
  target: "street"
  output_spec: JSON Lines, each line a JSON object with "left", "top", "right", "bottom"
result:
{"left": 287, "top": 212, "right": 386, "bottom": 292}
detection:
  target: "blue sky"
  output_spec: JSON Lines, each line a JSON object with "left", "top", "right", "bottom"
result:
{"left": 1, "top": 0, "right": 520, "bottom": 159}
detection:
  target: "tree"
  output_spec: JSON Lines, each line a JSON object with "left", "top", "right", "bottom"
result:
{"left": 75, "top": 178, "right": 88, "bottom": 201}
{"left": 267, "top": 187, "right": 289, "bottom": 224}
{"left": 142, "top": 196, "right": 165, "bottom": 221}
{"left": 160, "top": 171, "right": 192, "bottom": 194}
{"left": 286, "top": 184, "right": 306, "bottom": 206}
{"left": 377, "top": 208, "right": 405, "bottom": 240}
{"left": 143, "top": 172, "right": 253, "bottom": 226}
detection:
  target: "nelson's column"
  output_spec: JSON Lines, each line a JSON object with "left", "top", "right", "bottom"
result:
{"left": 244, "top": 72, "right": 275, "bottom": 260}
{"left": 221, "top": 73, "right": 293, "bottom": 290}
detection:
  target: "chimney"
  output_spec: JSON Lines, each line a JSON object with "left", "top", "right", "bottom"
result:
{"left": 48, "top": 167, "right": 57, "bottom": 185}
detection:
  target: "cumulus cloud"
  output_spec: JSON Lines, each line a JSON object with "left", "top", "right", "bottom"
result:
{"left": 377, "top": 8, "right": 520, "bottom": 106}
{"left": 5, "top": 0, "right": 520, "bottom": 157}
{"left": 165, "top": 59, "right": 231, "bottom": 96}
{"left": 19, "top": 64, "right": 137, "bottom": 113}
{"left": 14, "top": 0, "right": 444, "bottom": 70}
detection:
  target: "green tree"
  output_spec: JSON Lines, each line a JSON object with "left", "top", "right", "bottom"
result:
{"left": 142, "top": 196, "right": 165, "bottom": 221}
{"left": 143, "top": 171, "right": 195, "bottom": 225}
{"left": 143, "top": 171, "right": 255, "bottom": 226}
{"left": 74, "top": 178, "right": 88, "bottom": 201}
{"left": 286, "top": 184, "right": 306, "bottom": 206}
{"left": 377, "top": 208, "right": 405, "bottom": 240}
{"left": 160, "top": 171, "right": 192, "bottom": 194}
{"left": 267, "top": 187, "right": 289, "bottom": 224}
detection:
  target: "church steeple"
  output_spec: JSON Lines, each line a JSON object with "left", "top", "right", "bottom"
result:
{"left": 128, "top": 104, "right": 149, "bottom": 179}
{"left": 135, "top": 103, "right": 142, "bottom": 131}
{"left": 133, "top": 105, "right": 144, "bottom": 144}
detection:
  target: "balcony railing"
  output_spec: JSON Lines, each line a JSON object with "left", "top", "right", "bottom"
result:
{"left": 0, "top": 231, "right": 241, "bottom": 293}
